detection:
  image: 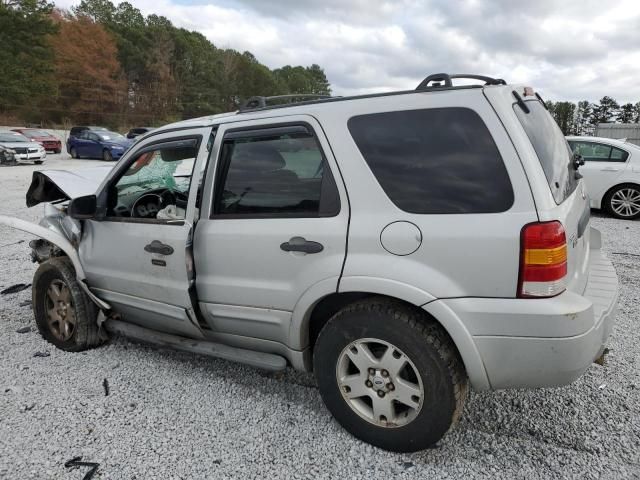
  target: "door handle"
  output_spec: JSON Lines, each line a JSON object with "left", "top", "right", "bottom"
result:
{"left": 280, "top": 236, "right": 324, "bottom": 254}
{"left": 144, "top": 240, "right": 174, "bottom": 255}
{"left": 600, "top": 167, "right": 619, "bottom": 172}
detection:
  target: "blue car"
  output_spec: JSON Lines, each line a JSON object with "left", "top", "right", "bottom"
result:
{"left": 67, "top": 129, "right": 133, "bottom": 161}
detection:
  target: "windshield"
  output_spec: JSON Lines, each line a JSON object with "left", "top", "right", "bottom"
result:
{"left": 0, "top": 132, "right": 30, "bottom": 142}
{"left": 514, "top": 100, "right": 578, "bottom": 204}
{"left": 22, "top": 130, "right": 50, "bottom": 137}
{"left": 97, "top": 131, "right": 125, "bottom": 141}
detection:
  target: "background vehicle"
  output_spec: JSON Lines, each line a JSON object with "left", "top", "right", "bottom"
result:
{"left": 568, "top": 136, "right": 640, "bottom": 220}
{"left": 0, "top": 131, "right": 46, "bottom": 164}
{"left": 67, "top": 129, "right": 133, "bottom": 161}
{"left": 126, "top": 127, "right": 154, "bottom": 139}
{"left": 11, "top": 128, "right": 62, "bottom": 153}
{"left": 0, "top": 74, "right": 618, "bottom": 453}
{"left": 66, "top": 126, "right": 109, "bottom": 153}
{"left": 0, "top": 145, "right": 17, "bottom": 165}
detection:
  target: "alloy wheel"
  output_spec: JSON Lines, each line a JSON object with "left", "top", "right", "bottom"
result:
{"left": 610, "top": 187, "right": 640, "bottom": 218}
{"left": 44, "top": 279, "right": 76, "bottom": 342}
{"left": 336, "top": 338, "right": 424, "bottom": 428}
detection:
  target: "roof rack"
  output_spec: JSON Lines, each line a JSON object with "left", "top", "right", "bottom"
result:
{"left": 416, "top": 73, "right": 507, "bottom": 90}
{"left": 239, "top": 94, "right": 332, "bottom": 112}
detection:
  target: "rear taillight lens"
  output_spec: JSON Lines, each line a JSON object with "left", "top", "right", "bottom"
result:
{"left": 518, "top": 221, "right": 567, "bottom": 298}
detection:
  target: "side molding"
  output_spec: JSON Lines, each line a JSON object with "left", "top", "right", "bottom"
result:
{"left": 0, "top": 215, "right": 110, "bottom": 311}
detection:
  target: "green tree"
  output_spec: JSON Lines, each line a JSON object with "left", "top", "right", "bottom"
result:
{"left": 0, "top": 0, "right": 57, "bottom": 120}
{"left": 633, "top": 102, "right": 640, "bottom": 123}
{"left": 549, "top": 101, "right": 576, "bottom": 135}
{"left": 617, "top": 103, "right": 635, "bottom": 123}
{"left": 574, "top": 101, "right": 592, "bottom": 135}
{"left": 590, "top": 96, "right": 620, "bottom": 125}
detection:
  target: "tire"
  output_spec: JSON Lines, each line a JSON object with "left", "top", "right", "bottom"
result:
{"left": 313, "top": 298, "right": 468, "bottom": 452}
{"left": 70, "top": 147, "right": 78, "bottom": 159}
{"left": 34, "top": 160, "right": 43, "bottom": 165}
{"left": 103, "top": 149, "right": 113, "bottom": 162}
{"left": 55, "top": 148, "right": 61, "bottom": 154}
{"left": 32, "top": 257, "right": 102, "bottom": 352}
{"left": 604, "top": 184, "right": 640, "bottom": 220}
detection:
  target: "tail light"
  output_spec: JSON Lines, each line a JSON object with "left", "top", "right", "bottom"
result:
{"left": 518, "top": 221, "right": 567, "bottom": 298}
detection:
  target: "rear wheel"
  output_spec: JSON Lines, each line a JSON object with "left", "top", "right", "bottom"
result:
{"left": 70, "top": 147, "right": 78, "bottom": 159}
{"left": 103, "top": 149, "right": 113, "bottom": 162}
{"left": 313, "top": 298, "right": 468, "bottom": 452}
{"left": 605, "top": 184, "right": 640, "bottom": 220}
{"left": 32, "top": 257, "right": 102, "bottom": 351}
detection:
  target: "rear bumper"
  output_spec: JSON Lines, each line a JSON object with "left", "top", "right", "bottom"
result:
{"left": 443, "top": 228, "right": 618, "bottom": 389}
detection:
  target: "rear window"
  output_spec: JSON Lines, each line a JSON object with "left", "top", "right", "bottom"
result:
{"left": 514, "top": 101, "right": 578, "bottom": 204}
{"left": 347, "top": 107, "right": 514, "bottom": 214}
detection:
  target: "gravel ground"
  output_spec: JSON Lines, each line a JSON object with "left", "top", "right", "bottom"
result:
{"left": 1, "top": 154, "right": 639, "bottom": 479}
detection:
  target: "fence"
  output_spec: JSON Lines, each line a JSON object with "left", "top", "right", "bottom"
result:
{"left": 595, "top": 123, "right": 640, "bottom": 146}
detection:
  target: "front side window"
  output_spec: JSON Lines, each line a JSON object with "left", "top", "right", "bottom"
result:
{"left": 107, "top": 140, "right": 198, "bottom": 221}
{"left": 213, "top": 125, "right": 339, "bottom": 217}
{"left": 569, "top": 141, "right": 629, "bottom": 163}
{"left": 348, "top": 107, "right": 514, "bottom": 214}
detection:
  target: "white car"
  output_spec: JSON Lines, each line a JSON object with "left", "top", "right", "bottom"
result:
{"left": 567, "top": 136, "right": 640, "bottom": 220}
{"left": 0, "top": 131, "right": 46, "bottom": 164}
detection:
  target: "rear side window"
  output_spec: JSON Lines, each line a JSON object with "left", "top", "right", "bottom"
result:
{"left": 348, "top": 108, "right": 514, "bottom": 214}
{"left": 514, "top": 101, "right": 578, "bottom": 204}
{"left": 569, "top": 141, "right": 629, "bottom": 163}
{"left": 213, "top": 125, "right": 340, "bottom": 218}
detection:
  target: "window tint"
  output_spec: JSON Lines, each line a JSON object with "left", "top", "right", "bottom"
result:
{"left": 514, "top": 101, "right": 578, "bottom": 204}
{"left": 213, "top": 126, "right": 339, "bottom": 217}
{"left": 569, "top": 141, "right": 629, "bottom": 163}
{"left": 348, "top": 108, "right": 514, "bottom": 214}
{"left": 108, "top": 142, "right": 198, "bottom": 220}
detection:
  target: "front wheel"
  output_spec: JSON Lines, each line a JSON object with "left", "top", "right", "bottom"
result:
{"left": 32, "top": 257, "right": 103, "bottom": 351}
{"left": 70, "top": 147, "right": 78, "bottom": 159}
{"left": 313, "top": 299, "right": 468, "bottom": 452}
{"left": 605, "top": 184, "right": 640, "bottom": 220}
{"left": 103, "top": 149, "right": 113, "bottom": 161}
{"left": 34, "top": 160, "right": 43, "bottom": 165}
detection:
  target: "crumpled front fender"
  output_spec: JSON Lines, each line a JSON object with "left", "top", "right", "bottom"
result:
{"left": 0, "top": 215, "right": 110, "bottom": 310}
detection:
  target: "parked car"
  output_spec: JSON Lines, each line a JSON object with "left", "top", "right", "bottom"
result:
{"left": 126, "top": 127, "right": 154, "bottom": 139}
{"left": 0, "top": 144, "right": 17, "bottom": 165}
{"left": 11, "top": 128, "right": 62, "bottom": 153}
{"left": 567, "top": 136, "right": 640, "bottom": 220}
{"left": 0, "top": 74, "right": 618, "bottom": 453}
{"left": 0, "top": 131, "right": 46, "bottom": 164}
{"left": 66, "top": 126, "right": 109, "bottom": 153}
{"left": 67, "top": 130, "right": 133, "bottom": 161}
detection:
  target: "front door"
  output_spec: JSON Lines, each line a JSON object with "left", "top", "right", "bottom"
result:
{"left": 193, "top": 116, "right": 349, "bottom": 346}
{"left": 569, "top": 140, "right": 629, "bottom": 203}
{"left": 80, "top": 127, "right": 213, "bottom": 338}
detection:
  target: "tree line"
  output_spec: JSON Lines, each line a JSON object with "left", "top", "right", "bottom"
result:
{"left": 0, "top": 0, "right": 331, "bottom": 129}
{"left": 547, "top": 97, "right": 640, "bottom": 136}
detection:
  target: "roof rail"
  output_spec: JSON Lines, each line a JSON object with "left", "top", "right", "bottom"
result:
{"left": 239, "top": 94, "right": 332, "bottom": 112}
{"left": 416, "top": 73, "right": 507, "bottom": 90}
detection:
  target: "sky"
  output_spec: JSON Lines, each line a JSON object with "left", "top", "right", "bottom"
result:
{"left": 54, "top": 0, "right": 640, "bottom": 104}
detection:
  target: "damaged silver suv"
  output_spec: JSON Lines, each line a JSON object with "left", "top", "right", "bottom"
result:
{"left": 1, "top": 74, "right": 619, "bottom": 452}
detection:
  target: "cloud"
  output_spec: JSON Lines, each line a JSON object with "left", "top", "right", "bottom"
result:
{"left": 55, "top": 0, "right": 640, "bottom": 103}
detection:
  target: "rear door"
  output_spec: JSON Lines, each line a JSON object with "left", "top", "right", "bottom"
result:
{"left": 193, "top": 115, "right": 349, "bottom": 344}
{"left": 568, "top": 140, "right": 629, "bottom": 202}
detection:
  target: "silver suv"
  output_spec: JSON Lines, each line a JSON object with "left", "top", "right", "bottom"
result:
{"left": 0, "top": 74, "right": 619, "bottom": 452}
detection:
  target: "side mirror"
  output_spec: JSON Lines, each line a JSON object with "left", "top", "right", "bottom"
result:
{"left": 67, "top": 194, "right": 97, "bottom": 219}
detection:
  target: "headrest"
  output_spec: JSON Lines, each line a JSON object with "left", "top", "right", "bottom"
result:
{"left": 232, "top": 142, "right": 286, "bottom": 171}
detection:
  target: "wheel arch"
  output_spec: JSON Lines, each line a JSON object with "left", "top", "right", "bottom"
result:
{"left": 0, "top": 215, "right": 110, "bottom": 310}
{"left": 294, "top": 288, "right": 491, "bottom": 391}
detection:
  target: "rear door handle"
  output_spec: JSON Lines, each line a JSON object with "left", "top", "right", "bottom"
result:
{"left": 144, "top": 240, "right": 174, "bottom": 255}
{"left": 600, "top": 167, "right": 619, "bottom": 172}
{"left": 280, "top": 236, "right": 324, "bottom": 254}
